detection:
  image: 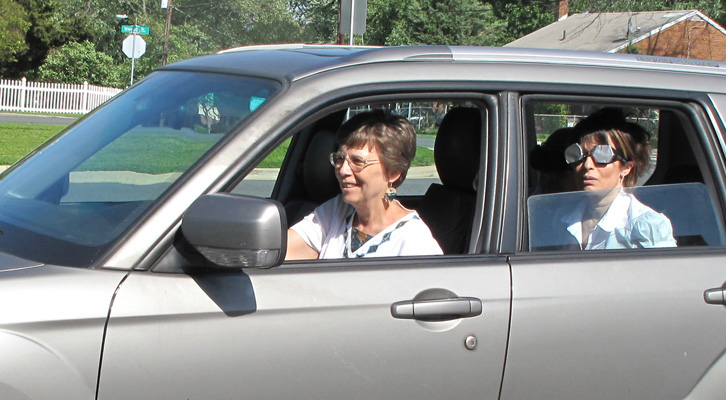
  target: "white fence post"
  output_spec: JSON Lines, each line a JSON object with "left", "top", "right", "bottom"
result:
{"left": 20, "top": 77, "right": 27, "bottom": 112}
{"left": 82, "top": 81, "right": 89, "bottom": 113}
{"left": 0, "top": 78, "right": 122, "bottom": 114}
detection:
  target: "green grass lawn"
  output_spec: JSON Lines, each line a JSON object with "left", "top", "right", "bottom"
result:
{"left": 259, "top": 139, "right": 434, "bottom": 168}
{"left": 0, "top": 123, "right": 65, "bottom": 164}
{"left": 0, "top": 123, "right": 436, "bottom": 172}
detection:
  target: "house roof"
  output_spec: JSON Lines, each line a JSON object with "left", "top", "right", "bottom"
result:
{"left": 505, "top": 9, "right": 726, "bottom": 53}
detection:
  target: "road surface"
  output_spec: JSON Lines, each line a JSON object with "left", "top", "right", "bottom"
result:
{"left": 0, "top": 113, "right": 76, "bottom": 125}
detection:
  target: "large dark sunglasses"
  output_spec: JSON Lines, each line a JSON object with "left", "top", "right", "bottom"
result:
{"left": 564, "top": 143, "right": 624, "bottom": 165}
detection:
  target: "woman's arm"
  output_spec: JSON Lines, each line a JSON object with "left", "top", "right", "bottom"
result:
{"left": 285, "top": 229, "right": 320, "bottom": 260}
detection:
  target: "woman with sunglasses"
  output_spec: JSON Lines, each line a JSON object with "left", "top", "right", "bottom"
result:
{"left": 559, "top": 125, "right": 676, "bottom": 249}
{"left": 286, "top": 111, "right": 443, "bottom": 259}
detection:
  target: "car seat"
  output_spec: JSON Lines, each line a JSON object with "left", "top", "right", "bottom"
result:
{"left": 417, "top": 107, "right": 482, "bottom": 254}
{"left": 284, "top": 129, "right": 341, "bottom": 226}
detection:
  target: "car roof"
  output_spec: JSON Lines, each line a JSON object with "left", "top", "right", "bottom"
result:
{"left": 158, "top": 43, "right": 726, "bottom": 83}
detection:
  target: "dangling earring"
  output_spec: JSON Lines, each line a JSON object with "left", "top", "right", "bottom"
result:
{"left": 385, "top": 184, "right": 397, "bottom": 201}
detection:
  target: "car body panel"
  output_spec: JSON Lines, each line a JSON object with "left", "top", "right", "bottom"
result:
{"left": 0, "top": 265, "right": 127, "bottom": 399}
{"left": 97, "top": 258, "right": 510, "bottom": 399}
{"left": 502, "top": 251, "right": 726, "bottom": 399}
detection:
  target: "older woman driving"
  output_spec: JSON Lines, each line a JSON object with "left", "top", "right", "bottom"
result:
{"left": 560, "top": 122, "right": 677, "bottom": 249}
{"left": 286, "top": 110, "right": 443, "bottom": 259}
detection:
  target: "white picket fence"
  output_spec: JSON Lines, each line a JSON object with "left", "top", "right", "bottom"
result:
{"left": 0, "top": 78, "right": 123, "bottom": 114}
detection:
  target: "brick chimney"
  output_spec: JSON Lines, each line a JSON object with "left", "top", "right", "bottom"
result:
{"left": 557, "top": 0, "right": 569, "bottom": 21}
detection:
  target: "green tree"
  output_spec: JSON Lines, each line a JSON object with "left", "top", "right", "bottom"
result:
{"left": 35, "top": 41, "right": 123, "bottom": 87}
{"left": 7, "top": 0, "right": 96, "bottom": 77}
{"left": 498, "top": 0, "right": 554, "bottom": 44}
{"left": 365, "top": 0, "right": 505, "bottom": 46}
{"left": 0, "top": 0, "right": 31, "bottom": 70}
{"left": 172, "top": 0, "right": 304, "bottom": 49}
{"left": 291, "top": 0, "right": 339, "bottom": 43}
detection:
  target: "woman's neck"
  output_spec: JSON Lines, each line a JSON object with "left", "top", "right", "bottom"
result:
{"left": 354, "top": 199, "right": 409, "bottom": 236}
{"left": 580, "top": 186, "right": 621, "bottom": 248}
{"left": 586, "top": 186, "right": 621, "bottom": 221}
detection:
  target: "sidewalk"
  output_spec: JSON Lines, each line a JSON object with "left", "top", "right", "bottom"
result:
{"left": 230, "top": 165, "right": 438, "bottom": 180}
{"left": 0, "top": 165, "right": 438, "bottom": 179}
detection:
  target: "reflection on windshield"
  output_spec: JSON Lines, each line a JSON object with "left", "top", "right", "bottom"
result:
{"left": 0, "top": 71, "right": 280, "bottom": 267}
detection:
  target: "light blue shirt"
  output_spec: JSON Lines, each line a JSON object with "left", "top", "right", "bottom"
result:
{"left": 563, "top": 189, "right": 677, "bottom": 250}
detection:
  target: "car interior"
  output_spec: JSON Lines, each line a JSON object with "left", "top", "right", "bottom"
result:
{"left": 525, "top": 99, "right": 726, "bottom": 250}
{"left": 231, "top": 100, "right": 485, "bottom": 255}
{"left": 230, "top": 95, "right": 726, "bottom": 257}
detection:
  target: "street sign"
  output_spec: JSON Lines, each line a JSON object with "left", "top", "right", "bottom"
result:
{"left": 340, "top": 0, "right": 367, "bottom": 35}
{"left": 123, "top": 35, "right": 146, "bottom": 59}
{"left": 121, "top": 25, "right": 150, "bottom": 35}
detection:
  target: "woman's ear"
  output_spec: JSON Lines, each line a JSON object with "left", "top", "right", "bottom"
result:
{"left": 387, "top": 171, "right": 402, "bottom": 185}
{"left": 621, "top": 160, "right": 635, "bottom": 176}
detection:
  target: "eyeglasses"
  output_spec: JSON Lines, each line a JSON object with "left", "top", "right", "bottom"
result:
{"left": 564, "top": 143, "right": 624, "bottom": 165}
{"left": 329, "top": 152, "right": 380, "bottom": 172}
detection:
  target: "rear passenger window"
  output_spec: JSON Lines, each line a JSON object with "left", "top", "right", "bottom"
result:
{"left": 524, "top": 98, "right": 726, "bottom": 251}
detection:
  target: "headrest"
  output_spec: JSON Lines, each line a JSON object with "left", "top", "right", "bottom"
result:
{"left": 435, "top": 108, "right": 482, "bottom": 191}
{"left": 303, "top": 129, "right": 340, "bottom": 203}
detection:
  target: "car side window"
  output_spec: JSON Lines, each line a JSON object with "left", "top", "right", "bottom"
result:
{"left": 228, "top": 98, "right": 487, "bottom": 256}
{"left": 524, "top": 99, "right": 726, "bottom": 251}
{"left": 230, "top": 137, "right": 290, "bottom": 198}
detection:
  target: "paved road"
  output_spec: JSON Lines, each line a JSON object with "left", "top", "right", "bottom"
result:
{"left": 417, "top": 136, "right": 434, "bottom": 150}
{"left": 0, "top": 112, "right": 77, "bottom": 125}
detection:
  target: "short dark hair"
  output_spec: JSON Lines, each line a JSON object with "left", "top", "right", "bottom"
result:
{"left": 336, "top": 110, "right": 417, "bottom": 187}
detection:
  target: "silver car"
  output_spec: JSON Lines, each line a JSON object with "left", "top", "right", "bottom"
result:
{"left": 1, "top": 45, "right": 726, "bottom": 399}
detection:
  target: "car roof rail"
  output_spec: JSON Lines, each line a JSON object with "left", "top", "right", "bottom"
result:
{"left": 217, "top": 43, "right": 381, "bottom": 54}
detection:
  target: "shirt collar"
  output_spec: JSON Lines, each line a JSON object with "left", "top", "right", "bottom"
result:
{"left": 595, "top": 189, "right": 630, "bottom": 232}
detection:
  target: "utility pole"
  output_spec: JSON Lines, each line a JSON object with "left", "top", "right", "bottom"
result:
{"left": 337, "top": 0, "right": 345, "bottom": 45}
{"left": 162, "top": 0, "right": 173, "bottom": 65}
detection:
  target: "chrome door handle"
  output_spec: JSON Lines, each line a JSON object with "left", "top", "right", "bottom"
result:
{"left": 391, "top": 297, "right": 482, "bottom": 321}
{"left": 704, "top": 288, "right": 726, "bottom": 305}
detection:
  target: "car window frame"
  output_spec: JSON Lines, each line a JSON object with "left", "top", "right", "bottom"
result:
{"left": 147, "top": 90, "right": 500, "bottom": 274}
{"left": 509, "top": 92, "right": 726, "bottom": 254}
{"left": 261, "top": 91, "right": 498, "bottom": 259}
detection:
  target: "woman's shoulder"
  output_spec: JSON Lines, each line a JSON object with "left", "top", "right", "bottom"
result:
{"left": 315, "top": 194, "right": 354, "bottom": 217}
{"left": 621, "top": 191, "right": 677, "bottom": 247}
{"left": 623, "top": 191, "right": 669, "bottom": 222}
{"left": 393, "top": 211, "right": 443, "bottom": 255}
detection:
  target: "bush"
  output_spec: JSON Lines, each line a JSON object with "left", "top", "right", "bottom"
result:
{"left": 35, "top": 41, "right": 123, "bottom": 87}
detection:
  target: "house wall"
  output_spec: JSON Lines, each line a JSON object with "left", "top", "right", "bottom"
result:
{"left": 623, "top": 18, "right": 726, "bottom": 61}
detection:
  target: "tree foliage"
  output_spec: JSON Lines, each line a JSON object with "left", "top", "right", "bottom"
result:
{"left": 365, "top": 0, "right": 505, "bottom": 46}
{"left": 0, "top": 0, "right": 31, "bottom": 71}
{"left": 1, "top": 0, "right": 725, "bottom": 86}
{"left": 35, "top": 41, "right": 123, "bottom": 87}
{"left": 498, "top": 1, "right": 555, "bottom": 44}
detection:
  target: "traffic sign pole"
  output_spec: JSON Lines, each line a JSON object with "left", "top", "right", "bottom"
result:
{"left": 130, "top": 34, "right": 136, "bottom": 85}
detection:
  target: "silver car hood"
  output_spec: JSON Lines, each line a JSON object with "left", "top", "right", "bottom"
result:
{"left": 0, "top": 251, "right": 44, "bottom": 272}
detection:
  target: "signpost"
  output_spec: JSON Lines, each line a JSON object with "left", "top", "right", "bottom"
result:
{"left": 340, "top": 0, "right": 367, "bottom": 44}
{"left": 122, "top": 34, "right": 147, "bottom": 85}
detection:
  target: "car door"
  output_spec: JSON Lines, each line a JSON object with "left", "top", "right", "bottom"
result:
{"left": 501, "top": 95, "right": 726, "bottom": 399}
{"left": 96, "top": 100, "right": 511, "bottom": 399}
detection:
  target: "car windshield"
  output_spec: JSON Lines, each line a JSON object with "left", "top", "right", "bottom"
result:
{"left": 0, "top": 71, "right": 280, "bottom": 268}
